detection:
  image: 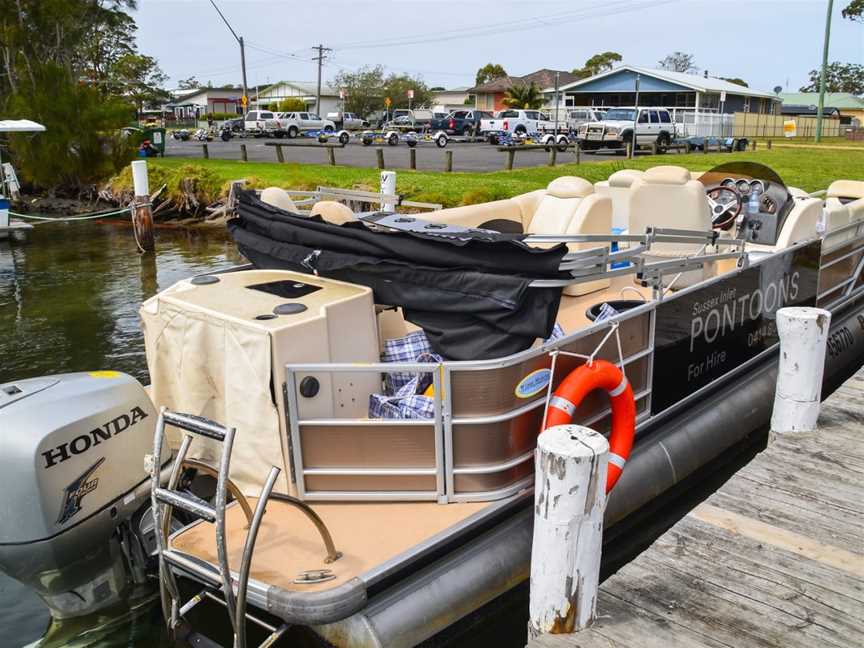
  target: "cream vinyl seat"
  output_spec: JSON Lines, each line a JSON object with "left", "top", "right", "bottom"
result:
{"left": 628, "top": 165, "right": 713, "bottom": 289}
{"left": 594, "top": 169, "right": 645, "bottom": 231}
{"left": 525, "top": 177, "right": 612, "bottom": 297}
{"left": 825, "top": 180, "right": 864, "bottom": 246}
{"left": 260, "top": 187, "right": 299, "bottom": 213}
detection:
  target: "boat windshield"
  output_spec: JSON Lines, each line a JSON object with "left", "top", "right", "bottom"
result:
{"left": 604, "top": 109, "right": 636, "bottom": 121}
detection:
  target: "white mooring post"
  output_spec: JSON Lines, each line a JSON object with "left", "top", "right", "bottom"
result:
{"left": 771, "top": 306, "right": 832, "bottom": 436}
{"left": 529, "top": 424, "right": 609, "bottom": 638}
{"left": 380, "top": 170, "right": 397, "bottom": 213}
{"left": 131, "top": 160, "right": 155, "bottom": 252}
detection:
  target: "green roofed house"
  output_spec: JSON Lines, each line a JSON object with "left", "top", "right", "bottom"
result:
{"left": 779, "top": 93, "right": 864, "bottom": 127}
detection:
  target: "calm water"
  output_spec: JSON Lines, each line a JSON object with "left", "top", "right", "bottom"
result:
{"left": 0, "top": 220, "right": 530, "bottom": 648}
{"left": 0, "top": 219, "right": 241, "bottom": 647}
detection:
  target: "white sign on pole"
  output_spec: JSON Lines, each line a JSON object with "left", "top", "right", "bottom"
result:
{"left": 720, "top": 90, "right": 727, "bottom": 103}
{"left": 339, "top": 89, "right": 345, "bottom": 99}
{"left": 407, "top": 89, "right": 414, "bottom": 99}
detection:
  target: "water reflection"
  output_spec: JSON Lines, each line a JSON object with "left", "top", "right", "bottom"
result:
{"left": 0, "top": 220, "right": 241, "bottom": 647}
{"left": 0, "top": 221, "right": 241, "bottom": 385}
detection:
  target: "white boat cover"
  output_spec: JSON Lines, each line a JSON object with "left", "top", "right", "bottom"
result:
{"left": 0, "top": 119, "right": 46, "bottom": 133}
{"left": 140, "top": 282, "right": 289, "bottom": 496}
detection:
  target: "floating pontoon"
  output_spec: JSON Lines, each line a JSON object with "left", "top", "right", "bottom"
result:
{"left": 0, "top": 119, "right": 44, "bottom": 239}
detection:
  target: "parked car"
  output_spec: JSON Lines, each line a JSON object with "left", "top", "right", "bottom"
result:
{"left": 386, "top": 108, "right": 434, "bottom": 131}
{"left": 429, "top": 110, "right": 494, "bottom": 136}
{"left": 243, "top": 110, "right": 281, "bottom": 137}
{"left": 222, "top": 117, "right": 245, "bottom": 133}
{"left": 326, "top": 112, "right": 370, "bottom": 130}
{"left": 480, "top": 109, "right": 556, "bottom": 139}
{"left": 277, "top": 112, "right": 336, "bottom": 138}
{"left": 576, "top": 107, "right": 676, "bottom": 151}
{"left": 566, "top": 108, "right": 606, "bottom": 132}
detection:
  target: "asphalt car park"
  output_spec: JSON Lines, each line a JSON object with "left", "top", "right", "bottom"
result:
{"left": 164, "top": 136, "right": 608, "bottom": 172}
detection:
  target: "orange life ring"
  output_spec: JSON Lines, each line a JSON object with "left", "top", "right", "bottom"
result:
{"left": 542, "top": 359, "right": 636, "bottom": 493}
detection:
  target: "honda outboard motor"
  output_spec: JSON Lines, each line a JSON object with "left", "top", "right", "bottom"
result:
{"left": 0, "top": 372, "right": 166, "bottom": 620}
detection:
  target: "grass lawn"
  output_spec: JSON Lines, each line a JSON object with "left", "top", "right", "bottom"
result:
{"left": 124, "top": 147, "right": 863, "bottom": 210}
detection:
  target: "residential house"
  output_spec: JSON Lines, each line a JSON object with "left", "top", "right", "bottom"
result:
{"left": 166, "top": 87, "right": 244, "bottom": 119}
{"left": 253, "top": 81, "right": 341, "bottom": 115}
{"left": 780, "top": 92, "right": 864, "bottom": 127}
{"left": 550, "top": 65, "right": 780, "bottom": 114}
{"left": 468, "top": 69, "right": 580, "bottom": 112}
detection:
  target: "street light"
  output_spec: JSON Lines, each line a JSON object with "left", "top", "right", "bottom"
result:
{"left": 208, "top": 0, "right": 249, "bottom": 115}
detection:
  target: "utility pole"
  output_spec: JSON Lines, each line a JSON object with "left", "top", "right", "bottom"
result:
{"left": 554, "top": 71, "right": 560, "bottom": 136}
{"left": 815, "top": 0, "right": 834, "bottom": 143}
{"left": 313, "top": 44, "right": 332, "bottom": 116}
{"left": 208, "top": 0, "right": 248, "bottom": 115}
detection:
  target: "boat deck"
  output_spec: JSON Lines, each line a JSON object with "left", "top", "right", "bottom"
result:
{"left": 529, "top": 369, "right": 864, "bottom": 648}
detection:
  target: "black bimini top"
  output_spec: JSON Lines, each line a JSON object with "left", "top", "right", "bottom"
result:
{"left": 228, "top": 190, "right": 568, "bottom": 360}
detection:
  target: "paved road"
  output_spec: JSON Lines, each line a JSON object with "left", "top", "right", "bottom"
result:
{"left": 163, "top": 136, "right": 613, "bottom": 172}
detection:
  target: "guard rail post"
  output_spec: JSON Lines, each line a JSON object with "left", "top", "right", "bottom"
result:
{"left": 529, "top": 424, "right": 608, "bottom": 638}
{"left": 202, "top": 143, "right": 209, "bottom": 160}
{"left": 506, "top": 149, "right": 515, "bottom": 171}
{"left": 376, "top": 148, "right": 385, "bottom": 170}
{"left": 240, "top": 144, "right": 247, "bottom": 162}
{"left": 575, "top": 142, "right": 581, "bottom": 165}
{"left": 770, "top": 307, "right": 831, "bottom": 438}
{"left": 547, "top": 147, "right": 557, "bottom": 167}
{"left": 409, "top": 148, "right": 417, "bottom": 170}
{"left": 276, "top": 144, "right": 285, "bottom": 163}
{"left": 445, "top": 150, "right": 453, "bottom": 172}
{"left": 131, "top": 160, "right": 155, "bottom": 252}
{"left": 327, "top": 147, "right": 336, "bottom": 166}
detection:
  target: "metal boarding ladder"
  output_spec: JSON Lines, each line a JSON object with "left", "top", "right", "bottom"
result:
{"left": 149, "top": 407, "right": 287, "bottom": 648}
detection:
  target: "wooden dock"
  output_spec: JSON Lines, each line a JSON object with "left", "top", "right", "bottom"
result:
{"left": 529, "top": 371, "right": 864, "bottom": 648}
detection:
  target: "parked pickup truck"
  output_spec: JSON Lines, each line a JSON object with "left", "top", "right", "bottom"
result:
{"left": 243, "top": 110, "right": 281, "bottom": 137}
{"left": 429, "top": 110, "right": 494, "bottom": 136}
{"left": 277, "top": 112, "right": 336, "bottom": 138}
{"left": 326, "top": 112, "right": 369, "bottom": 130}
{"left": 575, "top": 107, "right": 675, "bottom": 151}
{"left": 480, "top": 109, "right": 556, "bottom": 139}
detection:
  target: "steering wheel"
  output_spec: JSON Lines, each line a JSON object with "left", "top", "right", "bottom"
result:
{"left": 706, "top": 186, "right": 742, "bottom": 230}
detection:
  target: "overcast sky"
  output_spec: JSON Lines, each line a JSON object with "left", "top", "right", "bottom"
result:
{"left": 135, "top": 1, "right": 863, "bottom": 93}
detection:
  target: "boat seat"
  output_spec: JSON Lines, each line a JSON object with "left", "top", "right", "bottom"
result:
{"left": 827, "top": 179, "right": 864, "bottom": 202}
{"left": 628, "top": 166, "right": 713, "bottom": 289}
{"left": 260, "top": 187, "right": 298, "bottom": 213}
{"left": 526, "top": 176, "right": 612, "bottom": 297}
{"left": 594, "top": 169, "right": 645, "bottom": 231}
{"left": 824, "top": 180, "right": 864, "bottom": 246}
{"left": 311, "top": 200, "right": 355, "bottom": 225}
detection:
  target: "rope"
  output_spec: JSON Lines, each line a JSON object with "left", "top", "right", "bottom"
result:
{"left": 9, "top": 206, "right": 135, "bottom": 221}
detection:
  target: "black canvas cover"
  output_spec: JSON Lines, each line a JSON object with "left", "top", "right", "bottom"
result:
{"left": 228, "top": 190, "right": 569, "bottom": 360}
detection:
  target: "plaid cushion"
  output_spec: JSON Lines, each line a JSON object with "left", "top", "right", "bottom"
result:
{"left": 373, "top": 324, "right": 564, "bottom": 420}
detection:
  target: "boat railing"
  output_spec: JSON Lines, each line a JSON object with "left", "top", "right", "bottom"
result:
{"left": 283, "top": 308, "right": 656, "bottom": 503}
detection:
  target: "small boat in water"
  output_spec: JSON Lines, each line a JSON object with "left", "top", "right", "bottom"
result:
{"left": 0, "top": 119, "right": 44, "bottom": 240}
{"left": 2, "top": 162, "right": 864, "bottom": 647}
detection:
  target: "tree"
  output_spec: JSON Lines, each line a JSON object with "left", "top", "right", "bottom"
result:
{"left": 333, "top": 65, "right": 385, "bottom": 117}
{"left": 475, "top": 63, "right": 507, "bottom": 86}
{"left": 572, "top": 51, "right": 622, "bottom": 79}
{"left": 720, "top": 77, "right": 749, "bottom": 87}
{"left": 277, "top": 98, "right": 306, "bottom": 112}
{"left": 110, "top": 53, "right": 169, "bottom": 113}
{"left": 799, "top": 62, "right": 864, "bottom": 94}
{"left": 430, "top": 86, "right": 445, "bottom": 92}
{"left": 658, "top": 52, "right": 698, "bottom": 74}
{"left": 383, "top": 73, "right": 432, "bottom": 109}
{"left": 842, "top": 0, "right": 863, "bottom": 21}
{"left": 177, "top": 76, "right": 200, "bottom": 90}
{"left": 502, "top": 82, "right": 544, "bottom": 109}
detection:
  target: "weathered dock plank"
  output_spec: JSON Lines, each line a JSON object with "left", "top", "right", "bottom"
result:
{"left": 528, "top": 371, "right": 864, "bottom": 648}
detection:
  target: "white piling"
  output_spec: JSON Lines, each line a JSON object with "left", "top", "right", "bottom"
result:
{"left": 130, "top": 160, "right": 154, "bottom": 252}
{"left": 380, "top": 170, "right": 397, "bottom": 213}
{"left": 771, "top": 306, "right": 832, "bottom": 435}
{"left": 529, "top": 424, "right": 608, "bottom": 637}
